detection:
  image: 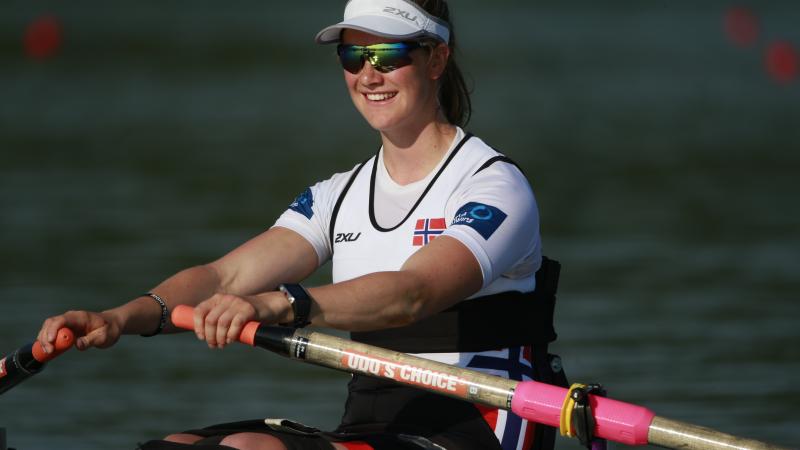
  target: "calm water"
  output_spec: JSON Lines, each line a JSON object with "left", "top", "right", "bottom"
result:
{"left": 1, "top": 1, "right": 799, "bottom": 449}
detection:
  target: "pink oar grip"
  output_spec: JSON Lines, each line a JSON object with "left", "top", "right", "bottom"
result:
{"left": 31, "top": 328, "right": 75, "bottom": 363}
{"left": 512, "top": 381, "right": 655, "bottom": 446}
{"left": 170, "top": 305, "right": 260, "bottom": 346}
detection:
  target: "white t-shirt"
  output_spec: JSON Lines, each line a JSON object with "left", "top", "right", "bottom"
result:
{"left": 274, "top": 128, "right": 541, "bottom": 295}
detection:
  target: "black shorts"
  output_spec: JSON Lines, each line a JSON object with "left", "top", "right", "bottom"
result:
{"left": 138, "top": 374, "right": 503, "bottom": 450}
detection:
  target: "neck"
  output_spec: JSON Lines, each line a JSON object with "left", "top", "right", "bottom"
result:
{"left": 380, "top": 117, "right": 457, "bottom": 186}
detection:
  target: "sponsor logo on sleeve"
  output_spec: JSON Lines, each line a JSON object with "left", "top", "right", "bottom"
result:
{"left": 412, "top": 218, "right": 446, "bottom": 246}
{"left": 288, "top": 187, "right": 314, "bottom": 219}
{"left": 451, "top": 202, "right": 507, "bottom": 240}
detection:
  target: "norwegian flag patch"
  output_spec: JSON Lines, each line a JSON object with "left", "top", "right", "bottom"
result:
{"left": 412, "top": 218, "right": 446, "bottom": 246}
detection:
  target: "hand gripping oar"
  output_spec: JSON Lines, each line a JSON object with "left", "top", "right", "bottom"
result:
{"left": 0, "top": 328, "right": 75, "bottom": 396}
{"left": 172, "top": 306, "right": 788, "bottom": 450}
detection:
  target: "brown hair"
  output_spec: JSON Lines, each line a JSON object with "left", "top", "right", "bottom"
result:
{"left": 413, "top": 0, "right": 472, "bottom": 127}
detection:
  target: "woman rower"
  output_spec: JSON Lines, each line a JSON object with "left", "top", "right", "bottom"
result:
{"left": 37, "top": 1, "right": 562, "bottom": 449}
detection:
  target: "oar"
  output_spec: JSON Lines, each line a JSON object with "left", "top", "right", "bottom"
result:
{"left": 172, "top": 305, "right": 789, "bottom": 450}
{"left": 0, "top": 328, "right": 75, "bottom": 396}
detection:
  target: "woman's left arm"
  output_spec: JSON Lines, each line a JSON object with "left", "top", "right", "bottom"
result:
{"left": 302, "top": 235, "right": 482, "bottom": 331}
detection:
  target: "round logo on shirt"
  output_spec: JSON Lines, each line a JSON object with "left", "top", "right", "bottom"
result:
{"left": 469, "top": 205, "right": 493, "bottom": 221}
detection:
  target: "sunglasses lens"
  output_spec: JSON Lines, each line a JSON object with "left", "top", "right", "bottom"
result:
{"left": 337, "top": 42, "right": 422, "bottom": 74}
{"left": 337, "top": 45, "right": 365, "bottom": 74}
{"left": 369, "top": 44, "right": 415, "bottom": 73}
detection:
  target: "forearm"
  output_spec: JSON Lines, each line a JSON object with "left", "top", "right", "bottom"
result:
{"left": 106, "top": 264, "right": 222, "bottom": 335}
{"left": 306, "top": 266, "right": 478, "bottom": 331}
{"left": 300, "top": 237, "right": 482, "bottom": 332}
{"left": 306, "top": 271, "right": 423, "bottom": 331}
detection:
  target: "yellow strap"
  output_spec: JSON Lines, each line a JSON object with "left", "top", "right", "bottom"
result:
{"left": 559, "top": 383, "right": 586, "bottom": 437}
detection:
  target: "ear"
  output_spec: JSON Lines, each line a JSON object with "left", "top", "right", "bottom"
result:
{"left": 428, "top": 43, "right": 450, "bottom": 80}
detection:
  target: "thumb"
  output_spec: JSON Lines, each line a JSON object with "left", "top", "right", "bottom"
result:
{"left": 76, "top": 326, "right": 109, "bottom": 351}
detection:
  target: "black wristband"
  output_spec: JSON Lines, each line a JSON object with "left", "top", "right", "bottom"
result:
{"left": 140, "top": 292, "right": 169, "bottom": 337}
{"left": 278, "top": 284, "right": 312, "bottom": 328}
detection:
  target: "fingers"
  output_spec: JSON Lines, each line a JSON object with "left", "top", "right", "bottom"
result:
{"left": 76, "top": 326, "right": 103, "bottom": 351}
{"left": 36, "top": 310, "right": 117, "bottom": 354}
{"left": 197, "top": 298, "right": 231, "bottom": 347}
{"left": 37, "top": 315, "right": 68, "bottom": 354}
{"left": 193, "top": 294, "right": 256, "bottom": 349}
{"left": 204, "top": 306, "right": 223, "bottom": 349}
{"left": 227, "top": 315, "right": 247, "bottom": 346}
{"left": 37, "top": 311, "right": 91, "bottom": 353}
{"left": 215, "top": 310, "right": 232, "bottom": 348}
{"left": 76, "top": 323, "right": 118, "bottom": 350}
{"left": 193, "top": 301, "right": 209, "bottom": 341}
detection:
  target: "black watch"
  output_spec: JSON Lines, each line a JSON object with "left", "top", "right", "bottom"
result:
{"left": 279, "top": 284, "right": 312, "bottom": 328}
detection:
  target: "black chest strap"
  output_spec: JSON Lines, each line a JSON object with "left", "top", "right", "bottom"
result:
{"left": 329, "top": 158, "right": 370, "bottom": 255}
{"left": 351, "top": 257, "right": 561, "bottom": 353}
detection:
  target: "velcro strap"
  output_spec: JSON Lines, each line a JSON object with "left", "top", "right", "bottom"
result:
{"left": 351, "top": 291, "right": 555, "bottom": 352}
{"left": 352, "top": 257, "right": 561, "bottom": 353}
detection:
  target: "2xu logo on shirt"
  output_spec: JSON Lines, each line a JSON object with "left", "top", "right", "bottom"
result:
{"left": 342, "top": 350, "right": 473, "bottom": 397}
{"left": 334, "top": 232, "right": 361, "bottom": 243}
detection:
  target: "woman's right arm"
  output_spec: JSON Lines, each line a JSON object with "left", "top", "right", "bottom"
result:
{"left": 36, "top": 226, "right": 319, "bottom": 354}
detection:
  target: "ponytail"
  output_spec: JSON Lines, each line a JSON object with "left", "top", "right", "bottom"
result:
{"left": 415, "top": 0, "right": 472, "bottom": 127}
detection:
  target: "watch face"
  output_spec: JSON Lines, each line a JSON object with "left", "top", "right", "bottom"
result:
{"left": 280, "top": 284, "right": 311, "bottom": 328}
{"left": 282, "top": 284, "right": 307, "bottom": 302}
{"left": 281, "top": 284, "right": 307, "bottom": 305}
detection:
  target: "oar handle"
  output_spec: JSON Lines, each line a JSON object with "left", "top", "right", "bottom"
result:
{"left": 0, "top": 328, "right": 75, "bottom": 396}
{"left": 32, "top": 328, "right": 75, "bottom": 363}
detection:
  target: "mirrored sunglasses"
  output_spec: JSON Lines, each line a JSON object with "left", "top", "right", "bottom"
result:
{"left": 336, "top": 41, "right": 426, "bottom": 74}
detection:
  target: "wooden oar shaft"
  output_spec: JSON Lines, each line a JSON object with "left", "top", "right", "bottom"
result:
{"left": 299, "top": 329, "right": 790, "bottom": 450}
{"left": 171, "top": 306, "right": 790, "bottom": 450}
{"left": 648, "top": 417, "right": 789, "bottom": 450}
{"left": 296, "top": 328, "right": 518, "bottom": 408}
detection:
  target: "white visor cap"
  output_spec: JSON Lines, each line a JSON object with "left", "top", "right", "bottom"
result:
{"left": 315, "top": 0, "right": 450, "bottom": 45}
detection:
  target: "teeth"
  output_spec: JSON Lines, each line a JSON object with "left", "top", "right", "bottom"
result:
{"left": 365, "top": 92, "right": 396, "bottom": 101}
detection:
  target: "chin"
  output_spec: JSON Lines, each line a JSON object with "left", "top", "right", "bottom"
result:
{"left": 354, "top": 101, "right": 407, "bottom": 131}
{"left": 361, "top": 112, "right": 402, "bottom": 132}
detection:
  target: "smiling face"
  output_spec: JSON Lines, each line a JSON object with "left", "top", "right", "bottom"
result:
{"left": 340, "top": 29, "right": 449, "bottom": 137}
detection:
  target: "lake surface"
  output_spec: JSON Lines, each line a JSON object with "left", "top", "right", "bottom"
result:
{"left": 1, "top": 1, "right": 798, "bottom": 449}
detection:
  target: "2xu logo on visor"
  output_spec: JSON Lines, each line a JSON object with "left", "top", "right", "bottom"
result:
{"left": 383, "top": 6, "right": 421, "bottom": 26}
{"left": 342, "top": 350, "right": 473, "bottom": 397}
{"left": 451, "top": 202, "right": 507, "bottom": 239}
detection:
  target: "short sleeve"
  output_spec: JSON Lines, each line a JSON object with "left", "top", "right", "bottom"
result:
{"left": 272, "top": 168, "right": 358, "bottom": 266}
{"left": 441, "top": 162, "right": 541, "bottom": 288}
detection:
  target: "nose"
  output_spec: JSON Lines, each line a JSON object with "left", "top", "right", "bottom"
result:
{"left": 359, "top": 58, "right": 383, "bottom": 86}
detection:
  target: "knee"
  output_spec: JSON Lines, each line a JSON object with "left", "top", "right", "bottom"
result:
{"left": 219, "top": 432, "right": 287, "bottom": 450}
{"left": 163, "top": 433, "right": 203, "bottom": 444}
